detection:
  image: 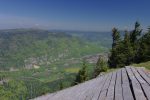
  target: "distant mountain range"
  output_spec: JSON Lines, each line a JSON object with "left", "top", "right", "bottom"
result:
{"left": 50, "top": 30, "right": 127, "bottom": 47}
{"left": 65, "top": 31, "right": 112, "bottom": 48}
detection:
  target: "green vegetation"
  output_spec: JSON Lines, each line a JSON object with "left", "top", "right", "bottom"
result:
{"left": 108, "top": 22, "right": 150, "bottom": 68}
{"left": 73, "top": 61, "right": 88, "bottom": 85}
{"left": 0, "top": 80, "right": 27, "bottom": 100}
{"left": 132, "top": 61, "right": 150, "bottom": 70}
{"left": 0, "top": 61, "right": 96, "bottom": 99}
{"left": 0, "top": 29, "right": 106, "bottom": 70}
{"left": 93, "top": 56, "right": 108, "bottom": 78}
{"left": 0, "top": 67, "right": 73, "bottom": 99}
{"left": 65, "top": 67, "right": 80, "bottom": 73}
{"left": 0, "top": 28, "right": 107, "bottom": 99}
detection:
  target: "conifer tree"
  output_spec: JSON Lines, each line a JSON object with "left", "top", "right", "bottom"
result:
{"left": 59, "top": 81, "right": 63, "bottom": 90}
{"left": 123, "top": 31, "right": 134, "bottom": 65}
{"left": 137, "top": 27, "right": 150, "bottom": 62}
{"left": 93, "top": 56, "right": 108, "bottom": 78}
{"left": 112, "top": 28, "right": 121, "bottom": 47}
{"left": 108, "top": 28, "right": 121, "bottom": 68}
{"left": 73, "top": 61, "right": 88, "bottom": 85}
{"left": 108, "top": 22, "right": 150, "bottom": 68}
{"left": 130, "top": 21, "right": 142, "bottom": 62}
{"left": 130, "top": 21, "right": 142, "bottom": 44}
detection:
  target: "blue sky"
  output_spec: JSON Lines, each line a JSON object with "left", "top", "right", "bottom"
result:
{"left": 0, "top": 0, "right": 149, "bottom": 31}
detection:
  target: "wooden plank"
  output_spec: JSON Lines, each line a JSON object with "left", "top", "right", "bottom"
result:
{"left": 71, "top": 77, "right": 103, "bottom": 100}
{"left": 132, "top": 67, "right": 150, "bottom": 100}
{"left": 79, "top": 75, "right": 105, "bottom": 100}
{"left": 102, "top": 73, "right": 113, "bottom": 91}
{"left": 138, "top": 68, "right": 150, "bottom": 85}
{"left": 125, "top": 66, "right": 146, "bottom": 100}
{"left": 105, "top": 72, "right": 116, "bottom": 100}
{"left": 35, "top": 93, "right": 55, "bottom": 100}
{"left": 115, "top": 69, "right": 123, "bottom": 100}
{"left": 91, "top": 74, "right": 109, "bottom": 100}
{"left": 77, "top": 79, "right": 99, "bottom": 100}
{"left": 122, "top": 68, "right": 134, "bottom": 100}
{"left": 74, "top": 77, "right": 105, "bottom": 100}
{"left": 122, "top": 68, "right": 129, "bottom": 84}
{"left": 98, "top": 90, "right": 107, "bottom": 100}
{"left": 141, "top": 84, "right": 150, "bottom": 100}
{"left": 48, "top": 77, "right": 97, "bottom": 100}
{"left": 131, "top": 67, "right": 146, "bottom": 84}
{"left": 98, "top": 73, "right": 113, "bottom": 100}
{"left": 125, "top": 66, "right": 138, "bottom": 83}
{"left": 48, "top": 73, "right": 106, "bottom": 100}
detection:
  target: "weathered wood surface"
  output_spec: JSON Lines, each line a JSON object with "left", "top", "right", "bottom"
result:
{"left": 34, "top": 66, "right": 150, "bottom": 100}
{"left": 122, "top": 68, "right": 134, "bottom": 100}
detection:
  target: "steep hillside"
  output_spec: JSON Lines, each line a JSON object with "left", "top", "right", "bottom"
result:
{"left": 0, "top": 29, "right": 106, "bottom": 70}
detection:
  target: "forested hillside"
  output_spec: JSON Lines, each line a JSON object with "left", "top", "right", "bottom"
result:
{"left": 0, "top": 29, "right": 106, "bottom": 70}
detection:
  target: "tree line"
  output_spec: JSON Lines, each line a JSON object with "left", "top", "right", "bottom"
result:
{"left": 108, "top": 22, "right": 150, "bottom": 68}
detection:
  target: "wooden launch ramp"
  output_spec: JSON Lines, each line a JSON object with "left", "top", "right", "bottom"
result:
{"left": 34, "top": 66, "right": 150, "bottom": 100}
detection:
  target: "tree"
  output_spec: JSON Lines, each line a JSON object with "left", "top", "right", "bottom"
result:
{"left": 108, "top": 22, "right": 150, "bottom": 68}
{"left": 136, "top": 27, "right": 150, "bottom": 62}
{"left": 59, "top": 81, "right": 63, "bottom": 90}
{"left": 73, "top": 61, "right": 88, "bottom": 85}
{"left": 108, "top": 22, "right": 144, "bottom": 68}
{"left": 123, "top": 31, "right": 134, "bottom": 65}
{"left": 108, "top": 28, "right": 121, "bottom": 68}
{"left": 130, "top": 21, "right": 142, "bottom": 44}
{"left": 93, "top": 56, "right": 108, "bottom": 78}
{"left": 112, "top": 28, "right": 121, "bottom": 48}
{"left": 0, "top": 80, "right": 28, "bottom": 100}
{"left": 130, "top": 21, "right": 142, "bottom": 62}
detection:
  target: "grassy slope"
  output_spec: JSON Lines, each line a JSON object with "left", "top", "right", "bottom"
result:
{"left": 132, "top": 61, "right": 150, "bottom": 70}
